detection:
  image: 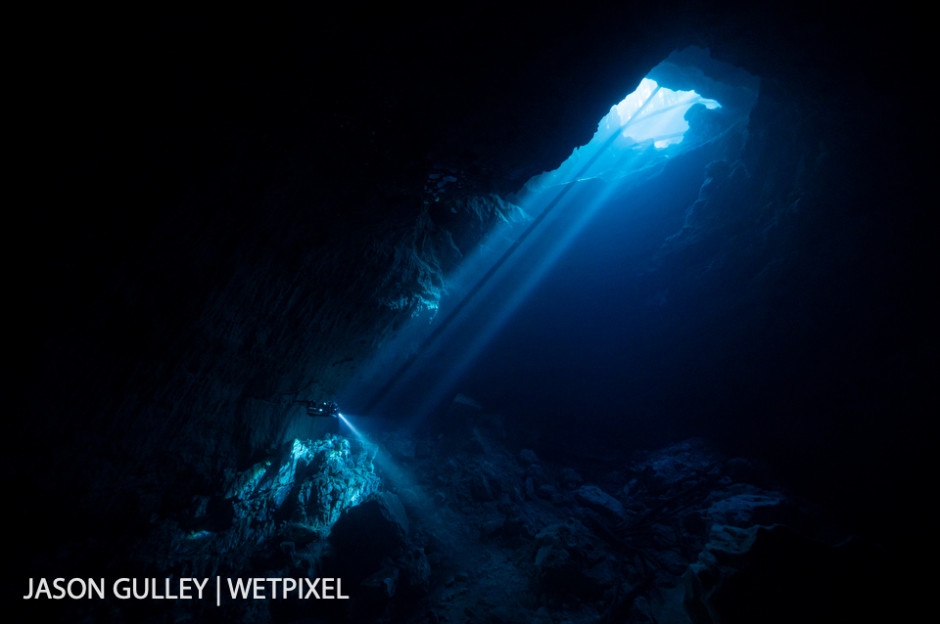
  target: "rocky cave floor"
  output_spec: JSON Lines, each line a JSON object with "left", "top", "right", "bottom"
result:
{"left": 70, "top": 399, "right": 907, "bottom": 624}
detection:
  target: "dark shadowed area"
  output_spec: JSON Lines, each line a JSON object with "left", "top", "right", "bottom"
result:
{"left": 9, "top": 3, "right": 932, "bottom": 623}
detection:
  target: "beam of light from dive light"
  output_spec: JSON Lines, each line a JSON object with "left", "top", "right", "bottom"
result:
{"left": 337, "top": 413, "right": 367, "bottom": 442}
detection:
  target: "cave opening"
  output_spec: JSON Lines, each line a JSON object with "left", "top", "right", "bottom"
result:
{"left": 531, "top": 76, "right": 721, "bottom": 190}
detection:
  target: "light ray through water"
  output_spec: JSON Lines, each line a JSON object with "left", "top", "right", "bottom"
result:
{"left": 339, "top": 71, "right": 737, "bottom": 429}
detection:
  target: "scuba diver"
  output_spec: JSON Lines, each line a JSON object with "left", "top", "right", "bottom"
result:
{"left": 296, "top": 400, "right": 340, "bottom": 419}
{"left": 294, "top": 399, "right": 344, "bottom": 435}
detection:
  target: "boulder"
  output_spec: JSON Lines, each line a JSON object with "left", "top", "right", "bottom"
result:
{"left": 328, "top": 491, "right": 410, "bottom": 579}
{"left": 574, "top": 485, "right": 626, "bottom": 520}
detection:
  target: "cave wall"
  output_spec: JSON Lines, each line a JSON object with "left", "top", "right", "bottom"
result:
{"left": 10, "top": 2, "right": 930, "bottom": 564}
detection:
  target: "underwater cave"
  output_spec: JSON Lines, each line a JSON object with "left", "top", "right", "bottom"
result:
{"left": 11, "top": 3, "right": 932, "bottom": 623}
